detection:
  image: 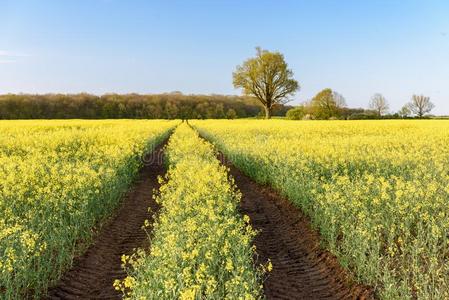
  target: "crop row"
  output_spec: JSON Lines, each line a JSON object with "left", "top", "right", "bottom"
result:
{"left": 0, "top": 120, "right": 175, "bottom": 299}
{"left": 116, "top": 123, "right": 263, "bottom": 299}
{"left": 193, "top": 119, "right": 449, "bottom": 300}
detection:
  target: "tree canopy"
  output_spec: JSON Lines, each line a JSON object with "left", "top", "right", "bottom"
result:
{"left": 308, "top": 88, "right": 346, "bottom": 119}
{"left": 286, "top": 106, "right": 306, "bottom": 120}
{"left": 233, "top": 47, "right": 299, "bottom": 119}
{"left": 0, "top": 93, "right": 291, "bottom": 120}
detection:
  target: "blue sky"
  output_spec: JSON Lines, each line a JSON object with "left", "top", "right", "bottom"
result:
{"left": 1, "top": 0, "right": 448, "bottom": 114}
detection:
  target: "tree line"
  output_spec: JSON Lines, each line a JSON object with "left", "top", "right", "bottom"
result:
{"left": 1, "top": 48, "right": 438, "bottom": 121}
{"left": 232, "top": 48, "right": 437, "bottom": 120}
{"left": 286, "top": 89, "right": 436, "bottom": 120}
{"left": 0, "top": 93, "right": 290, "bottom": 119}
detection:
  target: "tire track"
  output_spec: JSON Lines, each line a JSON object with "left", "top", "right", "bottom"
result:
{"left": 224, "top": 159, "right": 374, "bottom": 300}
{"left": 44, "top": 142, "right": 166, "bottom": 300}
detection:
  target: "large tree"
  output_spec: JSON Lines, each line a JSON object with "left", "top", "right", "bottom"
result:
{"left": 309, "top": 88, "right": 346, "bottom": 119}
{"left": 233, "top": 47, "right": 299, "bottom": 119}
{"left": 408, "top": 94, "right": 434, "bottom": 118}
{"left": 369, "top": 93, "right": 389, "bottom": 116}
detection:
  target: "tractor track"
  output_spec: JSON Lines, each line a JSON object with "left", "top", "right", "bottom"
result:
{"left": 44, "top": 129, "right": 375, "bottom": 300}
{"left": 44, "top": 142, "right": 166, "bottom": 300}
{"left": 221, "top": 155, "right": 375, "bottom": 300}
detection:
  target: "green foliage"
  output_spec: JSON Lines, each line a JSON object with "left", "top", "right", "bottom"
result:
{"left": 0, "top": 93, "right": 294, "bottom": 120}
{"left": 398, "top": 105, "right": 411, "bottom": 118}
{"left": 308, "top": 88, "right": 339, "bottom": 119}
{"left": 117, "top": 124, "right": 262, "bottom": 299}
{"left": 226, "top": 108, "right": 237, "bottom": 119}
{"left": 286, "top": 106, "right": 306, "bottom": 120}
{"left": 233, "top": 47, "right": 299, "bottom": 119}
{"left": 0, "top": 120, "right": 175, "bottom": 299}
{"left": 194, "top": 119, "right": 449, "bottom": 299}
{"left": 347, "top": 112, "right": 379, "bottom": 120}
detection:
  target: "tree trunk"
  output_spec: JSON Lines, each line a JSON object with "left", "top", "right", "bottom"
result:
{"left": 264, "top": 106, "right": 272, "bottom": 119}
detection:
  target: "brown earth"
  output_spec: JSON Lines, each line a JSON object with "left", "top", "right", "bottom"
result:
{"left": 44, "top": 143, "right": 166, "bottom": 300}
{"left": 223, "top": 158, "right": 375, "bottom": 300}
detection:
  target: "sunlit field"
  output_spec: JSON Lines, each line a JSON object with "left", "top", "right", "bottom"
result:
{"left": 0, "top": 120, "right": 175, "bottom": 299}
{"left": 115, "top": 124, "right": 263, "bottom": 299}
{"left": 193, "top": 119, "right": 449, "bottom": 299}
{"left": 1, "top": 119, "right": 449, "bottom": 299}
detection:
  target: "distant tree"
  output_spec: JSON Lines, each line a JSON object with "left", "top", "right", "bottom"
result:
{"left": 226, "top": 108, "right": 237, "bottom": 119}
{"left": 233, "top": 47, "right": 299, "bottom": 119}
{"left": 117, "top": 103, "right": 127, "bottom": 118}
{"left": 398, "top": 105, "right": 411, "bottom": 118}
{"left": 408, "top": 94, "right": 434, "bottom": 118}
{"left": 369, "top": 93, "right": 389, "bottom": 116}
{"left": 0, "top": 93, "right": 290, "bottom": 120}
{"left": 205, "top": 106, "right": 216, "bottom": 119}
{"left": 286, "top": 106, "right": 306, "bottom": 120}
{"left": 333, "top": 91, "right": 347, "bottom": 109}
{"left": 164, "top": 102, "right": 179, "bottom": 119}
{"left": 333, "top": 91, "right": 347, "bottom": 118}
{"left": 309, "top": 88, "right": 341, "bottom": 119}
{"left": 339, "top": 107, "right": 367, "bottom": 120}
{"left": 214, "top": 103, "right": 225, "bottom": 118}
{"left": 179, "top": 105, "right": 194, "bottom": 120}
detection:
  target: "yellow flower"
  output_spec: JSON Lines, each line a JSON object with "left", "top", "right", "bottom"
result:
{"left": 189, "top": 119, "right": 449, "bottom": 299}
{"left": 180, "top": 288, "right": 196, "bottom": 300}
{"left": 243, "top": 215, "right": 251, "bottom": 224}
{"left": 123, "top": 276, "right": 135, "bottom": 288}
{"left": 267, "top": 260, "right": 273, "bottom": 272}
{"left": 225, "top": 259, "right": 234, "bottom": 271}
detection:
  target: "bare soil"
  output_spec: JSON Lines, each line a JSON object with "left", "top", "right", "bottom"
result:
{"left": 44, "top": 143, "right": 166, "bottom": 300}
{"left": 225, "top": 159, "right": 375, "bottom": 300}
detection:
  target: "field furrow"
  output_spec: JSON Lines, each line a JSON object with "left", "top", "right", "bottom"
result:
{"left": 225, "top": 159, "right": 373, "bottom": 299}
{"left": 194, "top": 119, "right": 449, "bottom": 299}
{"left": 45, "top": 141, "right": 167, "bottom": 300}
{"left": 0, "top": 120, "right": 175, "bottom": 299}
{"left": 116, "top": 123, "right": 263, "bottom": 299}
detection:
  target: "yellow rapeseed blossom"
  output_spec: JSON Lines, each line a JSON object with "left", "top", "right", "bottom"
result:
{"left": 116, "top": 124, "right": 263, "bottom": 299}
{"left": 267, "top": 260, "right": 273, "bottom": 272}
{"left": 0, "top": 119, "right": 175, "bottom": 299}
{"left": 179, "top": 288, "right": 196, "bottom": 300}
{"left": 193, "top": 119, "right": 449, "bottom": 300}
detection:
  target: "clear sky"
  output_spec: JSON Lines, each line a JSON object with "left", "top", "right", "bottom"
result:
{"left": 1, "top": 0, "right": 448, "bottom": 114}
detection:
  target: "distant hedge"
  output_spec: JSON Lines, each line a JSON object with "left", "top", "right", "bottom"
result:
{"left": 285, "top": 105, "right": 430, "bottom": 120}
{"left": 0, "top": 93, "right": 290, "bottom": 119}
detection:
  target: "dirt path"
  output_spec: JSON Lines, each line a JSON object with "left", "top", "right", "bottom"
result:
{"left": 223, "top": 158, "right": 374, "bottom": 300}
{"left": 45, "top": 143, "right": 166, "bottom": 300}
